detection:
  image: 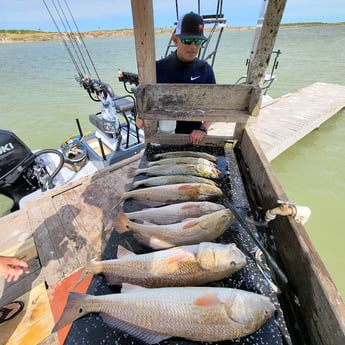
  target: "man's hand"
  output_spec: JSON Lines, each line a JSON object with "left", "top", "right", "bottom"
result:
{"left": 0, "top": 256, "right": 29, "bottom": 283}
{"left": 136, "top": 117, "right": 144, "bottom": 128}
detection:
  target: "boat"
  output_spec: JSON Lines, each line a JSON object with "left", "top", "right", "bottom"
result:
{"left": 0, "top": 0, "right": 345, "bottom": 344}
{"left": 0, "top": 0, "right": 235, "bottom": 215}
{"left": 0, "top": 0, "right": 281, "bottom": 215}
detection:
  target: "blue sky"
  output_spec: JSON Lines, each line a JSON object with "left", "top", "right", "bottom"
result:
{"left": 1, "top": 0, "right": 344, "bottom": 32}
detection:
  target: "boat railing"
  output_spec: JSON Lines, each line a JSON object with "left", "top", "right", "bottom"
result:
{"left": 135, "top": 83, "right": 261, "bottom": 145}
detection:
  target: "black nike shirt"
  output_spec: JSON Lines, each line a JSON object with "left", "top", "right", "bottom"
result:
{"left": 156, "top": 51, "right": 216, "bottom": 134}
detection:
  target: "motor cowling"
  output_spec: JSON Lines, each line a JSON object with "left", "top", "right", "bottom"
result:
{"left": 0, "top": 129, "right": 45, "bottom": 212}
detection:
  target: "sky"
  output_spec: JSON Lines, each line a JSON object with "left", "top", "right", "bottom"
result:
{"left": 1, "top": 0, "right": 344, "bottom": 32}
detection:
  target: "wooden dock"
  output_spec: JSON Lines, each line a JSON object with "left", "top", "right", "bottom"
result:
{"left": 1, "top": 82, "right": 345, "bottom": 344}
{"left": 209, "top": 82, "right": 345, "bottom": 161}
{"left": 252, "top": 82, "right": 345, "bottom": 161}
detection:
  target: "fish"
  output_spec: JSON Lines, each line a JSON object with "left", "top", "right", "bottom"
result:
{"left": 113, "top": 183, "right": 223, "bottom": 209}
{"left": 132, "top": 163, "right": 222, "bottom": 179}
{"left": 125, "top": 201, "right": 225, "bottom": 224}
{"left": 147, "top": 156, "right": 217, "bottom": 168}
{"left": 133, "top": 163, "right": 222, "bottom": 179}
{"left": 152, "top": 150, "right": 217, "bottom": 162}
{"left": 86, "top": 242, "right": 246, "bottom": 287}
{"left": 131, "top": 174, "right": 217, "bottom": 188}
{"left": 114, "top": 209, "right": 234, "bottom": 249}
{"left": 52, "top": 285, "right": 276, "bottom": 343}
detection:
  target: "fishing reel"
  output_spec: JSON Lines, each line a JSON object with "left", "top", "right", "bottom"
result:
{"left": 77, "top": 76, "right": 116, "bottom": 103}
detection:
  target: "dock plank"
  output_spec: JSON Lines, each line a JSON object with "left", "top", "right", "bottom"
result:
{"left": 251, "top": 82, "right": 345, "bottom": 161}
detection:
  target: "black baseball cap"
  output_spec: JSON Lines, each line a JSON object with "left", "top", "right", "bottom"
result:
{"left": 175, "top": 12, "right": 207, "bottom": 40}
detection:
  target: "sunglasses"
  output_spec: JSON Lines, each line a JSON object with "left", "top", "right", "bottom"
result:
{"left": 180, "top": 38, "right": 204, "bottom": 46}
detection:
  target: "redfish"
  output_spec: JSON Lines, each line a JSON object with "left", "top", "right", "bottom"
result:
{"left": 114, "top": 183, "right": 223, "bottom": 209}
{"left": 152, "top": 150, "right": 217, "bottom": 162}
{"left": 52, "top": 285, "right": 275, "bottom": 343}
{"left": 131, "top": 174, "right": 217, "bottom": 188}
{"left": 115, "top": 209, "right": 234, "bottom": 249}
{"left": 147, "top": 157, "right": 217, "bottom": 168}
{"left": 125, "top": 201, "right": 225, "bottom": 224}
{"left": 86, "top": 242, "right": 246, "bottom": 287}
{"left": 132, "top": 163, "right": 222, "bottom": 179}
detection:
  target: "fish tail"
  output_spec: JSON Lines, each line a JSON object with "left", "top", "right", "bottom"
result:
{"left": 52, "top": 292, "right": 88, "bottom": 333}
{"left": 114, "top": 211, "right": 131, "bottom": 233}
{"left": 76, "top": 259, "right": 107, "bottom": 285}
{"left": 127, "top": 166, "right": 141, "bottom": 178}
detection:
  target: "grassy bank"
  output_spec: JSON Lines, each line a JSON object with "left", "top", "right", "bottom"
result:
{"left": 1, "top": 22, "right": 344, "bottom": 43}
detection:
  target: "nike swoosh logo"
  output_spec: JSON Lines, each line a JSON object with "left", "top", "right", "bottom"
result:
{"left": 190, "top": 76, "right": 201, "bottom": 81}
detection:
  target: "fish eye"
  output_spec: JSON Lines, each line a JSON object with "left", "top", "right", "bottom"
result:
{"left": 230, "top": 261, "right": 236, "bottom": 267}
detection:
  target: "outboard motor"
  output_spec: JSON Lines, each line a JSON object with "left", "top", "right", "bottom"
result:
{"left": 0, "top": 129, "right": 64, "bottom": 212}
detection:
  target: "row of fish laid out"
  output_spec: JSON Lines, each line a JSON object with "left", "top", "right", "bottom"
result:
{"left": 52, "top": 151, "right": 276, "bottom": 343}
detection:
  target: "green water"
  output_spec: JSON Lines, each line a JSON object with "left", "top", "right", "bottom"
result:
{"left": 0, "top": 25, "right": 344, "bottom": 297}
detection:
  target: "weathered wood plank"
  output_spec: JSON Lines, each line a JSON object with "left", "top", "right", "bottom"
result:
{"left": 0, "top": 282, "right": 54, "bottom": 345}
{"left": 51, "top": 185, "right": 101, "bottom": 268}
{"left": 26, "top": 195, "right": 71, "bottom": 287}
{"left": 0, "top": 236, "right": 37, "bottom": 261}
{"left": 136, "top": 83, "right": 258, "bottom": 113}
{"left": 0, "top": 209, "right": 33, "bottom": 252}
{"left": 251, "top": 82, "right": 345, "bottom": 161}
{"left": 240, "top": 127, "right": 345, "bottom": 345}
{"left": 246, "top": 0, "right": 287, "bottom": 87}
{"left": 143, "top": 133, "right": 235, "bottom": 146}
{"left": 131, "top": 0, "right": 156, "bottom": 84}
{"left": 140, "top": 108, "right": 251, "bottom": 122}
{"left": 135, "top": 83, "right": 260, "bottom": 144}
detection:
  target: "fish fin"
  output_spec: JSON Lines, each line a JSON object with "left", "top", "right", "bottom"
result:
{"left": 177, "top": 183, "right": 192, "bottom": 190}
{"left": 194, "top": 293, "right": 222, "bottom": 307}
{"left": 103, "top": 216, "right": 115, "bottom": 232}
{"left": 52, "top": 292, "right": 88, "bottom": 333}
{"left": 181, "top": 202, "right": 198, "bottom": 210}
{"left": 103, "top": 274, "right": 123, "bottom": 286}
{"left": 117, "top": 245, "right": 136, "bottom": 258}
{"left": 128, "top": 166, "right": 144, "bottom": 178}
{"left": 74, "top": 258, "right": 100, "bottom": 287}
{"left": 124, "top": 182, "right": 134, "bottom": 191}
{"left": 182, "top": 220, "right": 200, "bottom": 229}
{"left": 114, "top": 212, "right": 131, "bottom": 233}
{"left": 101, "top": 314, "right": 171, "bottom": 344}
{"left": 133, "top": 233, "right": 174, "bottom": 249}
{"left": 121, "top": 283, "right": 146, "bottom": 293}
{"left": 165, "top": 251, "right": 195, "bottom": 265}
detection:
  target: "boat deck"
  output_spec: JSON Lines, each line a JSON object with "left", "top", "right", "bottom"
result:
{"left": 0, "top": 155, "right": 142, "bottom": 345}
{"left": 1, "top": 82, "right": 345, "bottom": 344}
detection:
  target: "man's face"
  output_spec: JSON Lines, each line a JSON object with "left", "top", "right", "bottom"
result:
{"left": 173, "top": 35, "right": 203, "bottom": 62}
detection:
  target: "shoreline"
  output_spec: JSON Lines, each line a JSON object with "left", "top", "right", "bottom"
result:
{"left": 1, "top": 23, "right": 344, "bottom": 44}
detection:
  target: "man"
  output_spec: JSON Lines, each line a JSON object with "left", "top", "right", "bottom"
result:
{"left": 136, "top": 12, "right": 215, "bottom": 145}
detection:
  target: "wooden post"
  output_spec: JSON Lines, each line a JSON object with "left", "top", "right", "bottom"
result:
{"left": 246, "top": 0, "right": 287, "bottom": 87}
{"left": 131, "top": 0, "right": 158, "bottom": 142}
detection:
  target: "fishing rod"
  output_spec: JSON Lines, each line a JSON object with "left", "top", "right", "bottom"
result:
{"left": 43, "top": 0, "right": 108, "bottom": 101}
{"left": 42, "top": 0, "right": 83, "bottom": 79}
{"left": 222, "top": 197, "right": 288, "bottom": 285}
{"left": 62, "top": 0, "right": 101, "bottom": 81}
{"left": 51, "top": 0, "right": 92, "bottom": 78}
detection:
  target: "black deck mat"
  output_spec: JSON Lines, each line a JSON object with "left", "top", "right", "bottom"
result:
{"left": 64, "top": 144, "right": 291, "bottom": 345}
